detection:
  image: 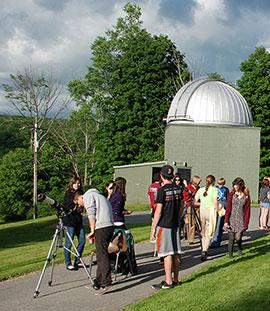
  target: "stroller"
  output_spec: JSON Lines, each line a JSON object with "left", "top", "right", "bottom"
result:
{"left": 108, "top": 227, "right": 137, "bottom": 280}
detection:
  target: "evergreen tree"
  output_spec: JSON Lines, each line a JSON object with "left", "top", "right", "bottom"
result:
{"left": 237, "top": 47, "right": 270, "bottom": 177}
{"left": 69, "top": 3, "right": 191, "bottom": 185}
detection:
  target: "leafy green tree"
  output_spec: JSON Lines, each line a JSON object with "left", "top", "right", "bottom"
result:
{"left": 0, "top": 116, "right": 29, "bottom": 157}
{"left": 2, "top": 67, "right": 70, "bottom": 218}
{"left": 38, "top": 142, "right": 73, "bottom": 202}
{"left": 207, "top": 72, "right": 225, "bottom": 81}
{"left": 51, "top": 105, "right": 97, "bottom": 186}
{"left": 237, "top": 47, "right": 270, "bottom": 177}
{"left": 0, "top": 148, "right": 32, "bottom": 220}
{"left": 69, "top": 3, "right": 191, "bottom": 186}
{"left": 0, "top": 143, "right": 73, "bottom": 220}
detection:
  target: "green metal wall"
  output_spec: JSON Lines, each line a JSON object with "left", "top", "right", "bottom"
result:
{"left": 165, "top": 123, "right": 260, "bottom": 201}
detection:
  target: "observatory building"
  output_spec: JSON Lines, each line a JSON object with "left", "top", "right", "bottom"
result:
{"left": 114, "top": 78, "right": 260, "bottom": 203}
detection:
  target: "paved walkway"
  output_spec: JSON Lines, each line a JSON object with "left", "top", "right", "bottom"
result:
{"left": 0, "top": 208, "right": 267, "bottom": 311}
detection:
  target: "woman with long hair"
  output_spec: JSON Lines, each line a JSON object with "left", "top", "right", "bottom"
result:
{"left": 173, "top": 174, "right": 186, "bottom": 190}
{"left": 224, "top": 177, "right": 251, "bottom": 258}
{"left": 63, "top": 176, "right": 85, "bottom": 270}
{"left": 194, "top": 175, "right": 218, "bottom": 261}
{"left": 106, "top": 177, "right": 131, "bottom": 228}
{"left": 104, "top": 180, "right": 115, "bottom": 199}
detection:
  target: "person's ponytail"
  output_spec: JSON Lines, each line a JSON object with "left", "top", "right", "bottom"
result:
{"left": 203, "top": 175, "right": 215, "bottom": 197}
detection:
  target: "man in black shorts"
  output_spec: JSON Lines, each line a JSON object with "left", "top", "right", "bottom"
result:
{"left": 151, "top": 165, "right": 184, "bottom": 289}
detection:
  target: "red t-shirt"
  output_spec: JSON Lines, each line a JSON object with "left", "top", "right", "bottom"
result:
{"left": 147, "top": 182, "right": 161, "bottom": 211}
{"left": 183, "top": 183, "right": 199, "bottom": 206}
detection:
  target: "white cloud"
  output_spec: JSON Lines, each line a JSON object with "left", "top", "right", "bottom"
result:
{"left": 0, "top": 0, "right": 269, "bottom": 114}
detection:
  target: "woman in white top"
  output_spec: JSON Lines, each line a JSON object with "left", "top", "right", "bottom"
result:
{"left": 194, "top": 175, "right": 218, "bottom": 261}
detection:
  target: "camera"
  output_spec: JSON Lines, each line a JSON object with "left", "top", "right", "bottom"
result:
{"left": 37, "top": 193, "right": 69, "bottom": 218}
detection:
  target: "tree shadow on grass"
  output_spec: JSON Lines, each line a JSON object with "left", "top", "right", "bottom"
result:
{"left": 0, "top": 219, "right": 91, "bottom": 249}
{"left": 0, "top": 218, "right": 58, "bottom": 249}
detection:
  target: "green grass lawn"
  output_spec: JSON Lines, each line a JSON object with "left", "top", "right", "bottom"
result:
{"left": 125, "top": 234, "right": 270, "bottom": 311}
{"left": 0, "top": 215, "right": 151, "bottom": 281}
{"left": 126, "top": 203, "right": 150, "bottom": 212}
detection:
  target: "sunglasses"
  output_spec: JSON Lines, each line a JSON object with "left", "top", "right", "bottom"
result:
{"left": 175, "top": 179, "right": 180, "bottom": 181}
{"left": 108, "top": 186, "right": 114, "bottom": 190}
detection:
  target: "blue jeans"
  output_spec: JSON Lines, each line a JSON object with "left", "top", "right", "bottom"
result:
{"left": 64, "top": 226, "right": 85, "bottom": 266}
{"left": 211, "top": 215, "right": 225, "bottom": 246}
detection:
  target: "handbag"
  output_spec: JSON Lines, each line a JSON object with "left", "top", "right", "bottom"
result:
{"left": 218, "top": 206, "right": 226, "bottom": 217}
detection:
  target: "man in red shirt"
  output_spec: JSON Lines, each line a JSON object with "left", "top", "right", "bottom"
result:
{"left": 147, "top": 172, "right": 161, "bottom": 219}
{"left": 183, "top": 175, "right": 201, "bottom": 245}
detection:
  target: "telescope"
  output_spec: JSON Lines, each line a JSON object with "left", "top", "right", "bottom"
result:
{"left": 37, "top": 193, "right": 70, "bottom": 218}
{"left": 33, "top": 193, "right": 93, "bottom": 298}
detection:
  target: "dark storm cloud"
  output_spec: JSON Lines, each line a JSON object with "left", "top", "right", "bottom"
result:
{"left": 188, "top": 41, "right": 253, "bottom": 83}
{"left": 223, "top": 0, "right": 270, "bottom": 21}
{"left": 159, "top": 0, "right": 197, "bottom": 25}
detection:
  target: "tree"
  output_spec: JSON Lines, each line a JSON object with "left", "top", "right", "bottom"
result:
{"left": 237, "top": 47, "right": 270, "bottom": 177}
{"left": 207, "top": 72, "right": 225, "bottom": 81}
{"left": 2, "top": 67, "right": 70, "bottom": 218}
{"left": 0, "top": 115, "right": 29, "bottom": 157}
{"left": 0, "top": 148, "right": 32, "bottom": 220}
{"left": 69, "top": 3, "right": 191, "bottom": 186}
{"left": 52, "top": 104, "right": 98, "bottom": 186}
{"left": 0, "top": 143, "right": 73, "bottom": 220}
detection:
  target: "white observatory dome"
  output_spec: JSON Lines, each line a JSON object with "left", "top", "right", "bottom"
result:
{"left": 167, "top": 78, "right": 252, "bottom": 126}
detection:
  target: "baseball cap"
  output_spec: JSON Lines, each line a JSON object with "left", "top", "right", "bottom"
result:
{"left": 161, "top": 165, "right": 174, "bottom": 179}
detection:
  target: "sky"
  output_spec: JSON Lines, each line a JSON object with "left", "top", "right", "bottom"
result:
{"left": 1, "top": 0, "right": 270, "bottom": 115}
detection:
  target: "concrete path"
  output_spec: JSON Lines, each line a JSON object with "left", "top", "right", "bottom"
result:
{"left": 0, "top": 208, "right": 267, "bottom": 311}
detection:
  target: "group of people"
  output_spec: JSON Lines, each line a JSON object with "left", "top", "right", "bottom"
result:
{"left": 60, "top": 168, "right": 269, "bottom": 294}
{"left": 61, "top": 175, "right": 130, "bottom": 295}
{"left": 148, "top": 165, "right": 254, "bottom": 290}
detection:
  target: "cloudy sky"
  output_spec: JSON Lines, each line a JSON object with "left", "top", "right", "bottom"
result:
{"left": 1, "top": 0, "right": 269, "bottom": 114}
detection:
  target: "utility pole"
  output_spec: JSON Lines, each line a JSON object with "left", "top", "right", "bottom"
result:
{"left": 33, "top": 119, "right": 38, "bottom": 219}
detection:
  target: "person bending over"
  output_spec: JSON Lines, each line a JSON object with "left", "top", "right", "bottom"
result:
{"left": 73, "top": 188, "right": 114, "bottom": 295}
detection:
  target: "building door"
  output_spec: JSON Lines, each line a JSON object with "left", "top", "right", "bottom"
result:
{"left": 176, "top": 168, "right": 191, "bottom": 183}
{"left": 152, "top": 167, "right": 161, "bottom": 183}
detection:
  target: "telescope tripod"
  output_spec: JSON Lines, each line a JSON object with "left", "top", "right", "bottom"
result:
{"left": 33, "top": 218, "right": 93, "bottom": 298}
